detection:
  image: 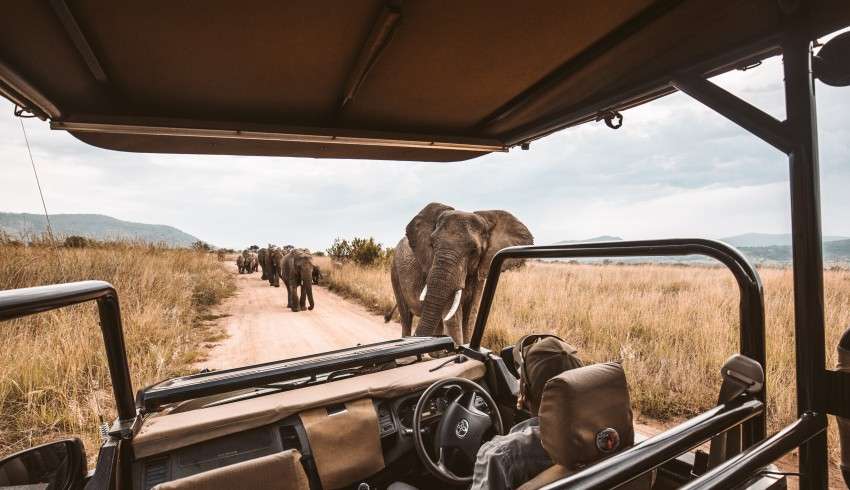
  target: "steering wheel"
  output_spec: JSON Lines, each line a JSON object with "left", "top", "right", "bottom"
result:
{"left": 412, "top": 377, "right": 505, "bottom": 485}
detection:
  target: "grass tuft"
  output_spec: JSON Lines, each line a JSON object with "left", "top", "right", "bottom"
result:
{"left": 0, "top": 243, "right": 234, "bottom": 459}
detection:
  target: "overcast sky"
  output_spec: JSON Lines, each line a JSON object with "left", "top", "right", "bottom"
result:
{"left": 2, "top": 47, "right": 849, "bottom": 251}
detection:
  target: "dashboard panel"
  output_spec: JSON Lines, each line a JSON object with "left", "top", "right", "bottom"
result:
{"left": 133, "top": 373, "right": 494, "bottom": 489}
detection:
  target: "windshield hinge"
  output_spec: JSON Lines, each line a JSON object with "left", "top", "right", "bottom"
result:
{"left": 108, "top": 414, "right": 143, "bottom": 440}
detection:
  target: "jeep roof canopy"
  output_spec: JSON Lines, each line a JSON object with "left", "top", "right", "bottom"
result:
{"left": 1, "top": 0, "right": 847, "bottom": 161}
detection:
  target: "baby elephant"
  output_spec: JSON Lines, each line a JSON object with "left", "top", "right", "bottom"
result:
{"left": 281, "top": 249, "right": 316, "bottom": 312}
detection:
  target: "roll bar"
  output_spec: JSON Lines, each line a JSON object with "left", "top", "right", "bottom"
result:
{"left": 470, "top": 238, "right": 767, "bottom": 445}
{"left": 542, "top": 398, "right": 765, "bottom": 490}
{"left": 681, "top": 412, "right": 826, "bottom": 490}
{"left": 0, "top": 280, "right": 136, "bottom": 422}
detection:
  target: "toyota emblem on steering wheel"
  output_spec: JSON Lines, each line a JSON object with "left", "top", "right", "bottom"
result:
{"left": 455, "top": 419, "right": 470, "bottom": 438}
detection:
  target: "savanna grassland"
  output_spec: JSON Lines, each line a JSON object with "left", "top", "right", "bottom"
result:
{"left": 0, "top": 242, "right": 234, "bottom": 460}
{"left": 324, "top": 259, "right": 850, "bottom": 464}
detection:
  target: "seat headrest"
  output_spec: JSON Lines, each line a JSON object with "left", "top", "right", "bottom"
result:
{"left": 538, "top": 362, "right": 634, "bottom": 469}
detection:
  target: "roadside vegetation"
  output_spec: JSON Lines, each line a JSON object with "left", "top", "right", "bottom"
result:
{"left": 320, "top": 236, "right": 394, "bottom": 314}
{"left": 0, "top": 237, "right": 234, "bottom": 460}
{"left": 324, "top": 259, "right": 849, "bottom": 464}
{"left": 326, "top": 236, "right": 393, "bottom": 266}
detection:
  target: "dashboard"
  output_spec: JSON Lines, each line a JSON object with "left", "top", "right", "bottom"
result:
{"left": 381, "top": 385, "right": 489, "bottom": 436}
{"left": 134, "top": 385, "right": 491, "bottom": 489}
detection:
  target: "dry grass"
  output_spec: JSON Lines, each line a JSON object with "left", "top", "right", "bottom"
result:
{"left": 324, "top": 260, "right": 849, "bottom": 465}
{"left": 0, "top": 243, "right": 235, "bottom": 459}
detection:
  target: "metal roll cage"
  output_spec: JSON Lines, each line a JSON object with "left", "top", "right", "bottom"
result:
{"left": 0, "top": 281, "right": 136, "bottom": 423}
{"left": 467, "top": 16, "right": 850, "bottom": 489}
{"left": 470, "top": 238, "right": 768, "bottom": 443}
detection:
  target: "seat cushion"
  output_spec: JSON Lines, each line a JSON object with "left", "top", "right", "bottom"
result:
{"left": 152, "top": 450, "right": 309, "bottom": 490}
{"left": 517, "top": 464, "right": 654, "bottom": 490}
{"left": 538, "top": 362, "right": 634, "bottom": 469}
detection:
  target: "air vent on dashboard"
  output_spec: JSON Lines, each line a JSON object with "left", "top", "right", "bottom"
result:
{"left": 280, "top": 425, "right": 303, "bottom": 451}
{"left": 378, "top": 402, "right": 396, "bottom": 436}
{"left": 143, "top": 457, "right": 169, "bottom": 490}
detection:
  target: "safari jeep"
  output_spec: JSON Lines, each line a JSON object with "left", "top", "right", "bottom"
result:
{"left": 2, "top": 1, "right": 850, "bottom": 489}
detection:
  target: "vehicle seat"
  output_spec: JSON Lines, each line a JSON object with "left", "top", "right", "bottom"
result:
{"left": 152, "top": 449, "right": 310, "bottom": 490}
{"left": 518, "top": 362, "right": 653, "bottom": 490}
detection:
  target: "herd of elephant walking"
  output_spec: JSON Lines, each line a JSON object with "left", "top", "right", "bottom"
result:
{"left": 233, "top": 202, "right": 533, "bottom": 347}
{"left": 236, "top": 247, "right": 321, "bottom": 313}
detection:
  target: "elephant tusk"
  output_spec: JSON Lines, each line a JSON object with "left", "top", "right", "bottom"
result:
{"left": 419, "top": 285, "right": 428, "bottom": 301}
{"left": 444, "top": 289, "right": 463, "bottom": 322}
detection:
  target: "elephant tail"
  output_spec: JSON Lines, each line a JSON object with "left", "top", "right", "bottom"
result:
{"left": 384, "top": 303, "right": 398, "bottom": 323}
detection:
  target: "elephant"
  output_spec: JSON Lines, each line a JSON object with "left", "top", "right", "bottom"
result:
{"left": 311, "top": 265, "right": 322, "bottom": 285}
{"left": 238, "top": 250, "right": 256, "bottom": 274}
{"left": 389, "top": 202, "right": 533, "bottom": 346}
{"left": 261, "top": 245, "right": 281, "bottom": 287}
{"left": 257, "top": 248, "right": 268, "bottom": 280}
{"left": 279, "top": 249, "right": 316, "bottom": 312}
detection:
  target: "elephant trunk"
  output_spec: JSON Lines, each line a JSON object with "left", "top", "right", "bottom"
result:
{"left": 415, "top": 253, "right": 463, "bottom": 340}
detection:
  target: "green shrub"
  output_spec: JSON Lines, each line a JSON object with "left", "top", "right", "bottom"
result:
{"left": 327, "top": 238, "right": 352, "bottom": 261}
{"left": 191, "top": 240, "right": 212, "bottom": 252}
{"left": 350, "top": 237, "right": 383, "bottom": 266}
{"left": 63, "top": 235, "right": 90, "bottom": 248}
{"left": 327, "top": 237, "right": 391, "bottom": 266}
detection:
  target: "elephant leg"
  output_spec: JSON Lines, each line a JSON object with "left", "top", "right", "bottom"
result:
{"left": 389, "top": 261, "right": 415, "bottom": 337}
{"left": 290, "top": 282, "right": 300, "bottom": 312}
{"left": 284, "top": 280, "right": 293, "bottom": 308}
{"left": 299, "top": 281, "right": 307, "bottom": 310}
{"left": 398, "top": 301, "right": 413, "bottom": 337}
{"left": 461, "top": 285, "right": 485, "bottom": 345}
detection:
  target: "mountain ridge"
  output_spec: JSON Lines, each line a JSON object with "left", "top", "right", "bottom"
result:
{"left": 720, "top": 232, "right": 850, "bottom": 248}
{"left": 0, "top": 212, "right": 201, "bottom": 247}
{"left": 553, "top": 233, "right": 850, "bottom": 264}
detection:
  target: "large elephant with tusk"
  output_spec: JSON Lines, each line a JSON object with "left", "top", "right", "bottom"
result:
{"left": 389, "top": 202, "right": 533, "bottom": 346}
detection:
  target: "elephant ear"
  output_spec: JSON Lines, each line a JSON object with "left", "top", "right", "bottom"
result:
{"left": 405, "top": 202, "right": 454, "bottom": 273}
{"left": 474, "top": 210, "right": 534, "bottom": 279}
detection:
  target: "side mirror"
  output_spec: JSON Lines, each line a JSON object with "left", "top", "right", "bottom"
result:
{"left": 814, "top": 31, "right": 850, "bottom": 87}
{"left": 0, "top": 438, "right": 86, "bottom": 490}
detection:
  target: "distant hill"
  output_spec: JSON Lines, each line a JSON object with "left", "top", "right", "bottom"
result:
{"left": 553, "top": 235, "right": 623, "bottom": 245}
{"left": 0, "top": 212, "right": 201, "bottom": 247}
{"left": 551, "top": 233, "right": 850, "bottom": 265}
{"left": 720, "top": 232, "right": 850, "bottom": 248}
{"left": 738, "top": 239, "right": 850, "bottom": 264}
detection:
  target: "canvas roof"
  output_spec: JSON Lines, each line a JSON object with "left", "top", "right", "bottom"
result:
{"left": 1, "top": 0, "right": 848, "bottom": 161}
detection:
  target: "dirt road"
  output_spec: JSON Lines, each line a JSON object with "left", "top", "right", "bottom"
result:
{"left": 200, "top": 263, "right": 398, "bottom": 370}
